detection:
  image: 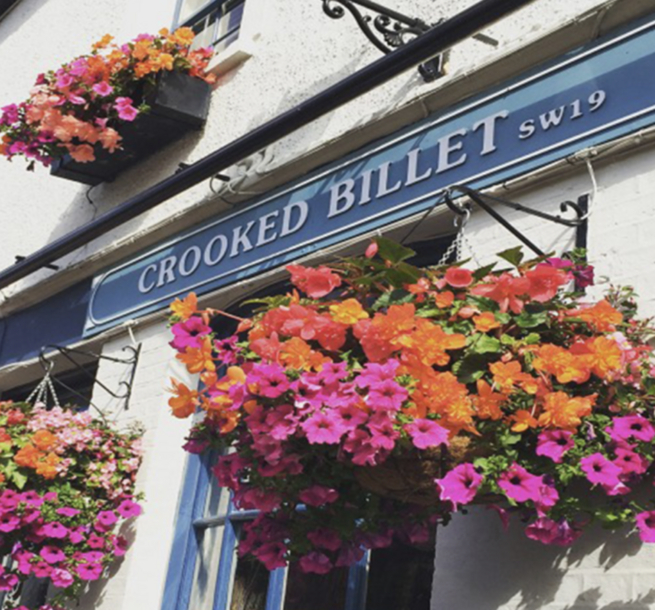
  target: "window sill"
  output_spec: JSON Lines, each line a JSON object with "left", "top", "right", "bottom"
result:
{"left": 207, "top": 37, "right": 254, "bottom": 76}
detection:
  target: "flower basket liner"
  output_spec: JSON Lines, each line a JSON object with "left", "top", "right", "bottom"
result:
{"left": 50, "top": 71, "right": 211, "bottom": 185}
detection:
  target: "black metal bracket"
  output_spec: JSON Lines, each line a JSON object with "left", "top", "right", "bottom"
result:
{"left": 322, "top": 0, "right": 498, "bottom": 82}
{"left": 39, "top": 343, "right": 141, "bottom": 411}
{"left": 15, "top": 256, "right": 59, "bottom": 271}
{"left": 444, "top": 185, "right": 588, "bottom": 257}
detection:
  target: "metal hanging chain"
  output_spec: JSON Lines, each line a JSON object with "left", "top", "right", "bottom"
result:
{"left": 26, "top": 371, "right": 61, "bottom": 409}
{"left": 436, "top": 206, "right": 482, "bottom": 267}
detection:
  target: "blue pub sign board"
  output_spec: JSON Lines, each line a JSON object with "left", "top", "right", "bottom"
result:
{"left": 85, "top": 15, "right": 655, "bottom": 334}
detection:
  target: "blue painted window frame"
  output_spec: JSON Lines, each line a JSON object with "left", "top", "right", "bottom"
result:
{"left": 161, "top": 450, "right": 369, "bottom": 610}
{"left": 172, "top": 0, "right": 245, "bottom": 52}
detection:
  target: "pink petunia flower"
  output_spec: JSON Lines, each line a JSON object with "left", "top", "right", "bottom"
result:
{"left": 298, "top": 551, "right": 332, "bottom": 574}
{"left": 40, "top": 545, "right": 66, "bottom": 564}
{"left": 608, "top": 415, "right": 655, "bottom": 443}
{"left": 41, "top": 522, "right": 69, "bottom": 539}
{"left": 56, "top": 506, "right": 81, "bottom": 517}
{"left": 95, "top": 510, "right": 118, "bottom": 528}
{"left": 169, "top": 317, "right": 212, "bottom": 352}
{"left": 87, "top": 533, "right": 106, "bottom": 549}
{"left": 614, "top": 446, "right": 649, "bottom": 476}
{"left": 635, "top": 511, "right": 655, "bottom": 542}
{"left": 435, "top": 463, "right": 482, "bottom": 510}
{"left": 92, "top": 81, "right": 113, "bottom": 96}
{"left": 498, "top": 463, "right": 543, "bottom": 503}
{"left": 0, "top": 513, "right": 20, "bottom": 533}
{"left": 75, "top": 562, "right": 103, "bottom": 581}
{"left": 580, "top": 453, "right": 623, "bottom": 488}
{"left": 406, "top": 419, "right": 449, "bottom": 450}
{"left": 116, "top": 499, "right": 143, "bottom": 519}
{"left": 367, "top": 379, "right": 408, "bottom": 412}
{"left": 254, "top": 542, "right": 287, "bottom": 570}
{"left": 301, "top": 412, "right": 346, "bottom": 445}
{"left": 0, "top": 571, "right": 18, "bottom": 591}
{"left": 536, "top": 430, "right": 574, "bottom": 463}
{"left": 51, "top": 567, "right": 74, "bottom": 588}
{"left": 298, "top": 485, "right": 339, "bottom": 507}
{"left": 307, "top": 528, "right": 342, "bottom": 551}
{"left": 525, "top": 517, "right": 581, "bottom": 546}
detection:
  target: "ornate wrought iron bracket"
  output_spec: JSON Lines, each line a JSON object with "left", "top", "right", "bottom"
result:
{"left": 39, "top": 343, "right": 141, "bottom": 411}
{"left": 322, "top": 0, "right": 498, "bottom": 82}
{"left": 444, "top": 184, "right": 588, "bottom": 257}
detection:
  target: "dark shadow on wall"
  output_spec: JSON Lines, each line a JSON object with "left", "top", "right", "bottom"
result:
{"left": 432, "top": 508, "right": 651, "bottom": 610}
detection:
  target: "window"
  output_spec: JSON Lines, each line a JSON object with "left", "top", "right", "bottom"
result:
{"left": 173, "top": 0, "right": 245, "bottom": 53}
{"left": 162, "top": 452, "right": 435, "bottom": 610}
{"left": 0, "top": 0, "right": 21, "bottom": 22}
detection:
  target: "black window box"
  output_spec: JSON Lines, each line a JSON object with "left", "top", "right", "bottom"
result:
{"left": 50, "top": 71, "right": 212, "bottom": 186}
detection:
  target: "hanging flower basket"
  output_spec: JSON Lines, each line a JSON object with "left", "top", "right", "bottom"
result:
{"left": 0, "top": 28, "right": 215, "bottom": 185}
{"left": 168, "top": 238, "right": 655, "bottom": 574}
{"left": 0, "top": 400, "right": 143, "bottom": 610}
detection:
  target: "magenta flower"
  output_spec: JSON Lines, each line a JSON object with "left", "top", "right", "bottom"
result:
{"left": 117, "top": 104, "right": 138, "bottom": 121}
{"left": 335, "top": 404, "right": 368, "bottom": 429}
{"left": 87, "top": 533, "right": 106, "bottom": 549}
{"left": 80, "top": 551, "right": 104, "bottom": 563}
{"left": 20, "top": 491, "right": 44, "bottom": 507}
{"left": 525, "top": 517, "right": 581, "bottom": 546}
{"left": 32, "top": 561, "right": 52, "bottom": 578}
{"left": 368, "top": 415, "right": 399, "bottom": 451}
{"left": 254, "top": 542, "right": 287, "bottom": 570}
{"left": 301, "top": 412, "right": 346, "bottom": 445}
{"left": 580, "top": 453, "right": 623, "bottom": 488}
{"left": 248, "top": 364, "right": 290, "bottom": 398}
{"left": 367, "top": 379, "right": 408, "bottom": 412}
{"left": 435, "top": 463, "right": 482, "bottom": 510}
{"left": 298, "top": 485, "right": 339, "bottom": 507}
{"left": 406, "top": 419, "right": 449, "bottom": 450}
{"left": 51, "top": 567, "right": 74, "bottom": 588}
{"left": 169, "top": 317, "right": 212, "bottom": 352}
{"left": 117, "top": 499, "right": 143, "bottom": 519}
{"left": 536, "top": 430, "right": 574, "bottom": 463}
{"left": 92, "top": 82, "right": 113, "bottom": 96}
{"left": 0, "top": 513, "right": 20, "bottom": 533}
{"left": 608, "top": 415, "right": 655, "bottom": 443}
{"left": 76, "top": 562, "right": 103, "bottom": 581}
{"left": 343, "top": 429, "right": 379, "bottom": 466}
{"left": 307, "top": 528, "right": 342, "bottom": 551}
{"left": 299, "top": 551, "right": 332, "bottom": 574}
{"left": 68, "top": 526, "right": 87, "bottom": 545}
{"left": 498, "top": 464, "right": 543, "bottom": 503}
{"left": 40, "top": 545, "right": 66, "bottom": 564}
{"left": 112, "top": 535, "right": 129, "bottom": 557}
{"left": 41, "top": 521, "right": 69, "bottom": 539}
{"left": 96, "top": 510, "right": 118, "bottom": 528}
{"left": 0, "top": 571, "right": 18, "bottom": 591}
{"left": 56, "top": 506, "right": 81, "bottom": 517}
{"left": 336, "top": 544, "right": 365, "bottom": 567}
{"left": 635, "top": 511, "right": 655, "bottom": 542}
{"left": 614, "top": 446, "right": 649, "bottom": 476}
{"left": 355, "top": 360, "right": 400, "bottom": 388}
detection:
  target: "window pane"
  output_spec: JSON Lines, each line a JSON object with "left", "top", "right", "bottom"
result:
{"left": 178, "top": 0, "right": 213, "bottom": 23}
{"left": 283, "top": 564, "right": 349, "bottom": 610}
{"left": 365, "top": 542, "right": 435, "bottom": 610}
{"left": 188, "top": 525, "right": 226, "bottom": 610}
{"left": 230, "top": 554, "right": 269, "bottom": 610}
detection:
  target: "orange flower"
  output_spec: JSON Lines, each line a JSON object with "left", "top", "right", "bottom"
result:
{"left": 67, "top": 144, "right": 96, "bottom": 163}
{"left": 571, "top": 336, "right": 622, "bottom": 379}
{"left": 32, "top": 430, "right": 58, "bottom": 452}
{"left": 569, "top": 300, "right": 622, "bottom": 332}
{"left": 279, "top": 337, "right": 330, "bottom": 371}
{"left": 435, "top": 291, "right": 455, "bottom": 309}
{"left": 93, "top": 34, "right": 114, "bottom": 50}
{"left": 170, "top": 293, "right": 198, "bottom": 320}
{"left": 473, "top": 380, "right": 507, "bottom": 420}
{"left": 489, "top": 360, "right": 538, "bottom": 394}
{"left": 168, "top": 378, "right": 199, "bottom": 419}
{"left": 329, "top": 299, "right": 369, "bottom": 325}
{"left": 473, "top": 312, "right": 501, "bottom": 333}
{"left": 36, "top": 452, "right": 61, "bottom": 480}
{"left": 177, "top": 337, "right": 216, "bottom": 374}
{"left": 537, "top": 391, "right": 595, "bottom": 430}
{"left": 169, "top": 27, "right": 196, "bottom": 47}
{"left": 14, "top": 444, "right": 43, "bottom": 469}
{"left": 532, "top": 344, "right": 591, "bottom": 384}
{"left": 132, "top": 39, "right": 152, "bottom": 60}
{"left": 395, "top": 319, "right": 466, "bottom": 367}
{"left": 511, "top": 409, "right": 538, "bottom": 432}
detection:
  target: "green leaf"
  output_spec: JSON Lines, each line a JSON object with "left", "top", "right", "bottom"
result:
{"left": 515, "top": 310, "right": 549, "bottom": 328}
{"left": 374, "top": 238, "right": 416, "bottom": 265}
{"left": 472, "top": 262, "right": 497, "bottom": 281}
{"left": 497, "top": 246, "right": 524, "bottom": 268}
{"left": 523, "top": 333, "right": 541, "bottom": 345}
{"left": 468, "top": 334, "right": 502, "bottom": 354}
{"left": 415, "top": 308, "right": 443, "bottom": 318}
{"left": 372, "top": 289, "right": 413, "bottom": 311}
{"left": 10, "top": 470, "right": 27, "bottom": 490}
{"left": 453, "top": 354, "right": 491, "bottom": 384}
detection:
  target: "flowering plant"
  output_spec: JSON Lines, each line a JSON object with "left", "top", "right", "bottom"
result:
{"left": 0, "top": 28, "right": 214, "bottom": 167}
{"left": 0, "top": 401, "right": 143, "bottom": 610}
{"left": 168, "top": 238, "right": 655, "bottom": 574}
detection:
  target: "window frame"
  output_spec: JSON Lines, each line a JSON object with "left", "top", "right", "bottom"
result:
{"left": 172, "top": 0, "right": 245, "bottom": 51}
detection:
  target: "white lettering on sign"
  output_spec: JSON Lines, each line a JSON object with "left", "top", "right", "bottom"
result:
{"left": 519, "top": 89, "right": 606, "bottom": 139}
{"left": 134, "top": 91, "right": 611, "bottom": 296}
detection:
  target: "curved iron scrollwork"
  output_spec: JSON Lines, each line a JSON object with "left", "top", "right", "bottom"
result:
{"left": 322, "top": 0, "right": 444, "bottom": 80}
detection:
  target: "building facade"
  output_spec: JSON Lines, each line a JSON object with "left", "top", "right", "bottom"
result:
{"left": 2, "top": 0, "right": 655, "bottom": 608}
